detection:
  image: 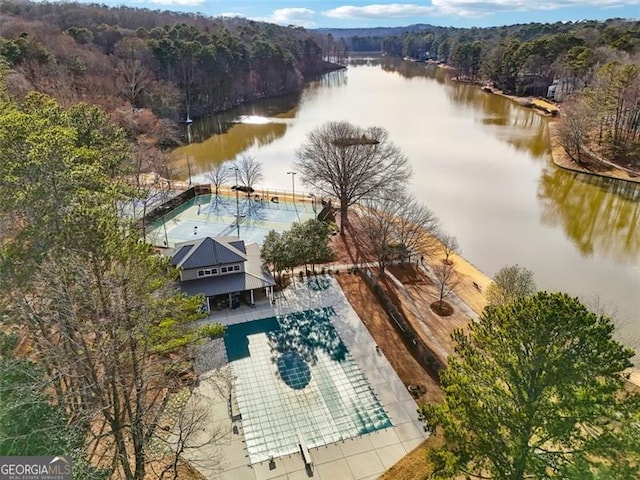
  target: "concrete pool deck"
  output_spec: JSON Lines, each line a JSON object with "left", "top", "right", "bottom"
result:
{"left": 187, "top": 276, "right": 429, "bottom": 480}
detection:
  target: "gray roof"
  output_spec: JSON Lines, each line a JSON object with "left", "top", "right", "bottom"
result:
{"left": 180, "top": 271, "right": 274, "bottom": 297}
{"left": 175, "top": 240, "right": 275, "bottom": 297}
{"left": 229, "top": 240, "right": 246, "bottom": 254}
{"left": 170, "top": 245, "right": 191, "bottom": 265}
{"left": 169, "top": 236, "right": 247, "bottom": 270}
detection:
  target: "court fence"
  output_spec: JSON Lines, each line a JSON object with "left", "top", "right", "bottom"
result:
{"left": 138, "top": 184, "right": 211, "bottom": 231}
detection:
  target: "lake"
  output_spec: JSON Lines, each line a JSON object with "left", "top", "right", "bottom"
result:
{"left": 172, "top": 56, "right": 640, "bottom": 363}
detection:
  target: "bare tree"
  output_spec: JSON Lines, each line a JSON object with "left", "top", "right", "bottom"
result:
{"left": 557, "top": 96, "right": 595, "bottom": 165}
{"left": 438, "top": 233, "right": 460, "bottom": 265}
{"left": 486, "top": 264, "right": 537, "bottom": 306}
{"left": 234, "top": 154, "right": 263, "bottom": 195}
{"left": 353, "top": 197, "right": 397, "bottom": 276}
{"left": 116, "top": 36, "right": 151, "bottom": 108}
{"left": 295, "top": 121, "right": 411, "bottom": 234}
{"left": 432, "top": 261, "right": 459, "bottom": 310}
{"left": 395, "top": 196, "right": 440, "bottom": 262}
{"left": 155, "top": 393, "right": 226, "bottom": 480}
{"left": 354, "top": 193, "right": 439, "bottom": 276}
{"left": 205, "top": 162, "right": 231, "bottom": 196}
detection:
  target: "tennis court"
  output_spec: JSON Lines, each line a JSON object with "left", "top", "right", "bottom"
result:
{"left": 145, "top": 193, "right": 318, "bottom": 247}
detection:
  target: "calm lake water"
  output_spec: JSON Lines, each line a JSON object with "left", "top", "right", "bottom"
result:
{"left": 172, "top": 56, "right": 640, "bottom": 363}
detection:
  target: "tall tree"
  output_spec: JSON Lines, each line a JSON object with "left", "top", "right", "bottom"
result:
{"left": 205, "top": 162, "right": 231, "bottom": 196}
{"left": 420, "top": 292, "right": 637, "bottom": 480}
{"left": 0, "top": 90, "right": 221, "bottom": 480}
{"left": 0, "top": 91, "right": 129, "bottom": 268}
{"left": 557, "top": 95, "right": 596, "bottom": 165}
{"left": 6, "top": 237, "right": 210, "bottom": 480}
{"left": 234, "top": 154, "right": 263, "bottom": 194}
{"left": 295, "top": 121, "right": 411, "bottom": 234}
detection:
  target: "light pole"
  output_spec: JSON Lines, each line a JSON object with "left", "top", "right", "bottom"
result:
{"left": 308, "top": 193, "right": 317, "bottom": 215}
{"left": 234, "top": 167, "right": 240, "bottom": 237}
{"left": 287, "top": 171, "right": 299, "bottom": 220}
{"left": 186, "top": 124, "right": 193, "bottom": 186}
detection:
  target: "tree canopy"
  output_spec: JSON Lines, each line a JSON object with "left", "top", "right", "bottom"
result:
{"left": 420, "top": 291, "right": 638, "bottom": 480}
{"left": 353, "top": 193, "right": 439, "bottom": 275}
{"left": 261, "top": 219, "right": 335, "bottom": 281}
{"left": 486, "top": 264, "right": 537, "bottom": 306}
{"left": 0, "top": 1, "right": 331, "bottom": 121}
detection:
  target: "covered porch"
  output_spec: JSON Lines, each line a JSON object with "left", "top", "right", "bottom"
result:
{"left": 206, "top": 286, "right": 273, "bottom": 311}
{"left": 180, "top": 271, "right": 276, "bottom": 313}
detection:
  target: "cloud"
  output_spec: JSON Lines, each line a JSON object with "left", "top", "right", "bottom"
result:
{"left": 324, "top": 1, "right": 639, "bottom": 20}
{"left": 324, "top": 4, "right": 435, "bottom": 19}
{"left": 264, "top": 8, "right": 317, "bottom": 27}
{"left": 432, "top": 0, "right": 639, "bottom": 17}
{"left": 217, "top": 12, "right": 246, "bottom": 18}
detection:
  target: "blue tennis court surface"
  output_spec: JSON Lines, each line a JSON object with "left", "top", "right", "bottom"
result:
{"left": 145, "top": 193, "right": 318, "bottom": 247}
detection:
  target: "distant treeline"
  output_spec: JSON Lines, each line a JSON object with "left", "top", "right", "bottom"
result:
{"left": 0, "top": 1, "right": 335, "bottom": 122}
{"left": 321, "top": 19, "right": 638, "bottom": 95}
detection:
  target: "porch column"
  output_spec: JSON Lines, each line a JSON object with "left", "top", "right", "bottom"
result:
{"left": 250, "top": 289, "right": 254, "bottom": 305}
{"left": 228, "top": 292, "right": 232, "bottom": 308}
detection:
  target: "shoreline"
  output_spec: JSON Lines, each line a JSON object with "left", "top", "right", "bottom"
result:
{"left": 546, "top": 122, "right": 640, "bottom": 184}
{"left": 475, "top": 82, "right": 640, "bottom": 184}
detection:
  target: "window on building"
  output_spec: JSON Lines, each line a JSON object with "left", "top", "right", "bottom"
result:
{"left": 234, "top": 265, "right": 240, "bottom": 271}
{"left": 221, "top": 267, "right": 227, "bottom": 273}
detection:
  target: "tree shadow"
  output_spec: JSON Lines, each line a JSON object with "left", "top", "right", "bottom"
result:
{"left": 239, "top": 197, "right": 267, "bottom": 226}
{"left": 266, "top": 307, "right": 347, "bottom": 365}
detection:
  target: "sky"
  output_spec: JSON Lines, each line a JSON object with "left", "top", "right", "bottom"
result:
{"left": 80, "top": 0, "right": 638, "bottom": 28}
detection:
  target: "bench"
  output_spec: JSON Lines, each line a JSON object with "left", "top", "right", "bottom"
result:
{"left": 298, "top": 433, "right": 313, "bottom": 471}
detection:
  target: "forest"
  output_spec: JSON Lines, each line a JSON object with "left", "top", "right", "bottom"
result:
{"left": 0, "top": 1, "right": 336, "bottom": 118}
{"left": 0, "top": 0, "right": 341, "bottom": 179}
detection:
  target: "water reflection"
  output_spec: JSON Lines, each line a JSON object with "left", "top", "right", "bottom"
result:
{"left": 375, "top": 57, "right": 549, "bottom": 158}
{"left": 172, "top": 122, "right": 289, "bottom": 175}
{"left": 443, "top": 78, "right": 549, "bottom": 157}
{"left": 172, "top": 94, "right": 302, "bottom": 174}
{"left": 539, "top": 166, "right": 640, "bottom": 261}
{"left": 298, "top": 69, "right": 347, "bottom": 106}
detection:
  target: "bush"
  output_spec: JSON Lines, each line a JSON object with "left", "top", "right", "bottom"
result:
{"left": 198, "top": 323, "right": 226, "bottom": 339}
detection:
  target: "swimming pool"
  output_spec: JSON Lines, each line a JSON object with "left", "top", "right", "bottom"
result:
{"left": 224, "top": 307, "right": 392, "bottom": 464}
{"left": 145, "top": 193, "right": 317, "bottom": 247}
